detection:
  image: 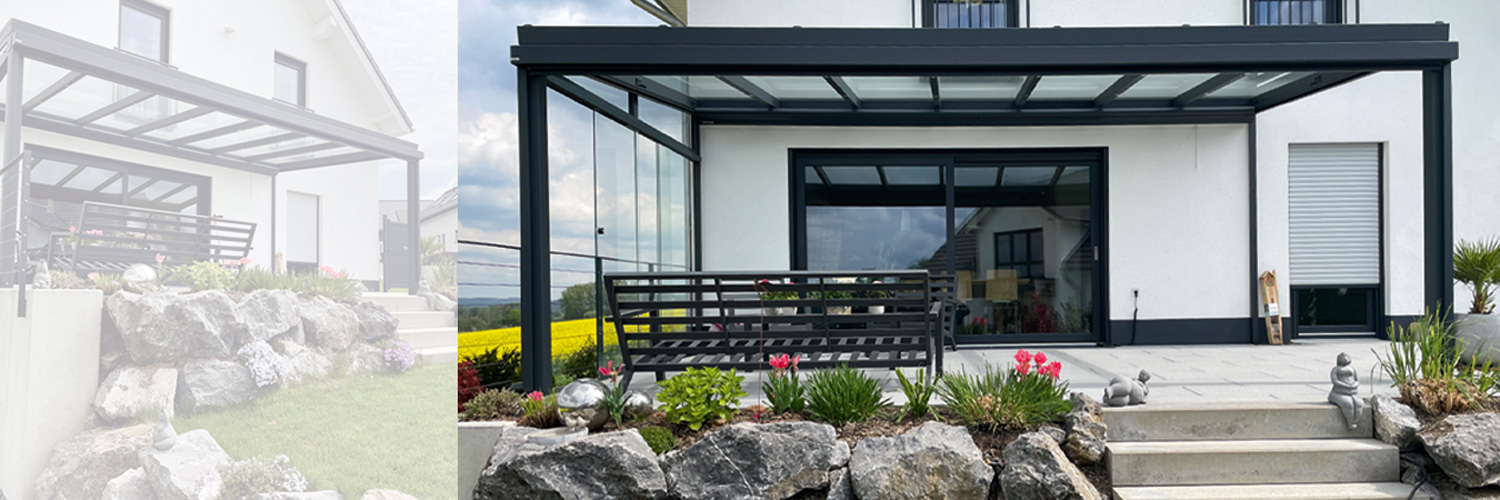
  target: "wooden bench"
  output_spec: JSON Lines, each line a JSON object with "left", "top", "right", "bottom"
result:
{"left": 603, "top": 270, "right": 943, "bottom": 387}
{"left": 55, "top": 201, "right": 256, "bottom": 274}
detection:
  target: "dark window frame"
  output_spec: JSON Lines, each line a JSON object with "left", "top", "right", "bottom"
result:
{"left": 119, "top": 0, "right": 170, "bottom": 63}
{"left": 922, "top": 0, "right": 1020, "bottom": 28}
{"left": 1249, "top": 0, "right": 1343, "bottom": 25}
{"left": 993, "top": 228, "right": 1043, "bottom": 279}
{"left": 1290, "top": 285, "right": 1379, "bottom": 335}
{"left": 273, "top": 53, "right": 308, "bottom": 107}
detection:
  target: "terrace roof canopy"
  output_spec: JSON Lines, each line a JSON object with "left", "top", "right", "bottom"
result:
{"left": 0, "top": 20, "right": 425, "bottom": 297}
{"left": 510, "top": 22, "right": 1458, "bottom": 390}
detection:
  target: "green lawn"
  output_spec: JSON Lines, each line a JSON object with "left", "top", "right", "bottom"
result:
{"left": 176, "top": 364, "right": 457, "bottom": 499}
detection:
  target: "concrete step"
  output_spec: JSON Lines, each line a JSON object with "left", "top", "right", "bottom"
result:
{"left": 362, "top": 292, "right": 433, "bottom": 312}
{"left": 1108, "top": 439, "right": 1399, "bottom": 486}
{"left": 394, "top": 310, "right": 456, "bottom": 329}
{"left": 1114, "top": 482, "right": 1435, "bottom": 500}
{"left": 419, "top": 346, "right": 458, "bottom": 364}
{"left": 1103, "top": 402, "right": 1374, "bottom": 442}
{"left": 400, "top": 327, "right": 457, "bottom": 350}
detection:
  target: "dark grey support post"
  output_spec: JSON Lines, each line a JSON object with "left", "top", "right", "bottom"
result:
{"left": 1423, "top": 64, "right": 1454, "bottom": 315}
{"left": 407, "top": 159, "right": 421, "bottom": 296}
{"left": 4, "top": 48, "right": 20, "bottom": 163}
{"left": 519, "top": 69, "right": 553, "bottom": 392}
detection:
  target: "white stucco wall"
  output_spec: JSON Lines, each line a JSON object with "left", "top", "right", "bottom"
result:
{"left": 423, "top": 208, "right": 459, "bottom": 253}
{"left": 701, "top": 124, "right": 1250, "bottom": 322}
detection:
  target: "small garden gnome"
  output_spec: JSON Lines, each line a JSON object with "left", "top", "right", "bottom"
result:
{"left": 1328, "top": 352, "right": 1364, "bottom": 429}
{"left": 1103, "top": 370, "right": 1151, "bottom": 407}
{"left": 152, "top": 407, "right": 177, "bottom": 450}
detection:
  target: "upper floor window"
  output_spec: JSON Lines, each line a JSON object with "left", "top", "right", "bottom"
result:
{"left": 1251, "top": 0, "right": 1342, "bottom": 25}
{"left": 925, "top": 0, "right": 1018, "bottom": 28}
{"left": 119, "top": 0, "right": 169, "bottom": 62}
{"left": 274, "top": 54, "right": 307, "bottom": 107}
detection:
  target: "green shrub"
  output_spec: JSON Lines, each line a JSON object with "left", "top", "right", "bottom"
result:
{"left": 519, "top": 392, "right": 560, "bottom": 428}
{"left": 895, "top": 368, "right": 937, "bottom": 420}
{"left": 171, "top": 261, "right": 236, "bottom": 291}
{"left": 937, "top": 359, "right": 1070, "bottom": 430}
{"left": 232, "top": 267, "right": 365, "bottom": 302}
{"left": 554, "top": 339, "right": 600, "bottom": 382}
{"left": 461, "top": 389, "right": 522, "bottom": 421}
{"left": 804, "top": 365, "right": 889, "bottom": 426}
{"left": 217, "top": 455, "right": 309, "bottom": 500}
{"left": 1455, "top": 239, "right": 1500, "bottom": 314}
{"left": 657, "top": 367, "right": 747, "bottom": 430}
{"left": 461, "top": 347, "right": 521, "bottom": 389}
{"left": 1375, "top": 309, "right": 1499, "bottom": 414}
{"left": 639, "top": 426, "right": 676, "bottom": 455}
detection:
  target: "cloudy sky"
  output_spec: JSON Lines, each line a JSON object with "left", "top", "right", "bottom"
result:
{"left": 343, "top": 0, "right": 459, "bottom": 200}
{"left": 456, "top": 0, "right": 660, "bottom": 300}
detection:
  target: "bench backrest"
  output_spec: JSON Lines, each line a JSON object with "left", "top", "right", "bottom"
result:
{"left": 603, "top": 270, "right": 935, "bottom": 370}
{"left": 71, "top": 201, "right": 256, "bottom": 268}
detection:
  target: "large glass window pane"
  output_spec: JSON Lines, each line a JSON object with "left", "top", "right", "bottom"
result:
{"left": 808, "top": 206, "right": 948, "bottom": 271}
{"left": 120, "top": 0, "right": 169, "bottom": 62}
{"left": 658, "top": 146, "right": 690, "bottom": 269}
{"left": 635, "top": 134, "right": 659, "bottom": 269}
{"left": 596, "top": 114, "right": 637, "bottom": 266}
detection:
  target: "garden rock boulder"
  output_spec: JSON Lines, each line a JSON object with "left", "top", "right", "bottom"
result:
{"left": 1373, "top": 395, "right": 1422, "bottom": 451}
{"left": 474, "top": 427, "right": 668, "bottom": 500}
{"left": 101, "top": 468, "right": 155, "bottom": 500}
{"left": 96, "top": 365, "right": 178, "bottom": 422}
{"left": 343, "top": 342, "right": 387, "bottom": 374}
{"left": 353, "top": 301, "right": 399, "bottom": 341}
{"left": 1062, "top": 394, "right": 1107, "bottom": 465}
{"left": 34, "top": 424, "right": 153, "bottom": 500}
{"left": 850, "top": 422, "right": 991, "bottom": 500}
{"left": 299, "top": 296, "right": 359, "bottom": 350}
{"left": 140, "top": 429, "right": 231, "bottom": 500}
{"left": 239, "top": 289, "right": 302, "bottom": 345}
{"left": 176, "top": 359, "right": 256, "bottom": 414}
{"left": 1420, "top": 412, "right": 1500, "bottom": 488}
{"left": 662, "top": 422, "right": 848, "bottom": 499}
{"left": 998, "top": 432, "right": 1102, "bottom": 500}
{"left": 109, "top": 291, "right": 246, "bottom": 363}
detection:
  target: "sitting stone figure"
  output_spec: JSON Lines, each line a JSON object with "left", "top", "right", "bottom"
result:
{"left": 152, "top": 408, "right": 177, "bottom": 450}
{"left": 1103, "top": 370, "right": 1151, "bottom": 407}
{"left": 1328, "top": 352, "right": 1364, "bottom": 429}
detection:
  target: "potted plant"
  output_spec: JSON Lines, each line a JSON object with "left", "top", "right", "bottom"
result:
{"left": 812, "top": 290, "right": 854, "bottom": 315}
{"left": 1453, "top": 238, "right": 1500, "bottom": 364}
{"left": 866, "top": 289, "right": 890, "bottom": 314}
{"left": 756, "top": 279, "right": 798, "bottom": 316}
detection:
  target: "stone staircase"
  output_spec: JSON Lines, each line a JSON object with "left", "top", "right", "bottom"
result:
{"left": 364, "top": 292, "right": 457, "bottom": 364}
{"left": 1105, "top": 402, "right": 1431, "bottom": 499}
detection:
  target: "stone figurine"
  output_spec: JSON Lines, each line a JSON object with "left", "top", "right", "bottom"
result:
{"left": 30, "top": 260, "right": 50, "bottom": 289}
{"left": 1328, "top": 352, "right": 1364, "bottom": 429}
{"left": 152, "top": 408, "right": 177, "bottom": 450}
{"left": 1103, "top": 370, "right": 1151, "bottom": 407}
{"left": 557, "top": 378, "right": 610, "bottom": 430}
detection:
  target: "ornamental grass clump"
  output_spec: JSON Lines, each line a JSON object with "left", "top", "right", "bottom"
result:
{"left": 764, "top": 353, "right": 806, "bottom": 415}
{"left": 895, "top": 368, "right": 937, "bottom": 420}
{"left": 938, "top": 349, "right": 1070, "bottom": 430}
{"left": 520, "top": 391, "right": 560, "bottom": 428}
{"left": 1374, "top": 309, "right": 1499, "bottom": 415}
{"left": 657, "top": 367, "right": 748, "bottom": 430}
{"left": 804, "top": 364, "right": 889, "bottom": 426}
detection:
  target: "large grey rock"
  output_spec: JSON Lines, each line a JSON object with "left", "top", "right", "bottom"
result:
{"left": 109, "top": 291, "right": 247, "bottom": 363}
{"left": 998, "top": 432, "right": 1102, "bottom": 500}
{"left": 1069, "top": 392, "right": 1102, "bottom": 417}
{"left": 850, "top": 422, "right": 991, "bottom": 500}
{"left": 827, "top": 468, "right": 853, "bottom": 500}
{"left": 1373, "top": 395, "right": 1423, "bottom": 451}
{"left": 239, "top": 289, "right": 301, "bottom": 345}
{"left": 274, "top": 339, "right": 332, "bottom": 385}
{"left": 1421, "top": 412, "right": 1500, "bottom": 488}
{"left": 96, "top": 365, "right": 178, "bottom": 422}
{"left": 34, "top": 425, "right": 153, "bottom": 500}
{"left": 353, "top": 301, "right": 399, "bottom": 342}
{"left": 176, "top": 359, "right": 256, "bottom": 414}
{"left": 254, "top": 493, "right": 345, "bottom": 500}
{"left": 359, "top": 490, "right": 418, "bottom": 500}
{"left": 299, "top": 296, "right": 359, "bottom": 350}
{"left": 342, "top": 342, "right": 387, "bottom": 375}
{"left": 662, "top": 422, "right": 846, "bottom": 500}
{"left": 474, "top": 427, "right": 668, "bottom": 500}
{"left": 140, "top": 429, "right": 231, "bottom": 500}
{"left": 102, "top": 468, "right": 157, "bottom": 500}
{"left": 1062, "top": 409, "right": 1108, "bottom": 466}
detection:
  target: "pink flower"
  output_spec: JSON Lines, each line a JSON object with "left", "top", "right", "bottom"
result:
{"left": 768, "top": 353, "right": 791, "bottom": 371}
{"left": 154, "top": 253, "right": 165, "bottom": 265}
{"left": 87, "top": 272, "right": 98, "bottom": 281}
{"left": 69, "top": 226, "right": 77, "bottom": 233}
{"left": 240, "top": 257, "right": 251, "bottom": 266}
{"left": 979, "top": 317, "right": 988, "bottom": 325}
{"left": 527, "top": 391, "right": 544, "bottom": 402}
{"left": 1013, "top": 349, "right": 1033, "bottom": 366}
{"left": 790, "top": 354, "right": 801, "bottom": 370}
{"left": 1043, "top": 361, "right": 1062, "bottom": 379}
{"left": 599, "top": 361, "right": 620, "bottom": 379}
{"left": 1033, "top": 352, "right": 1048, "bottom": 366}
{"left": 1016, "top": 362, "right": 1032, "bottom": 376}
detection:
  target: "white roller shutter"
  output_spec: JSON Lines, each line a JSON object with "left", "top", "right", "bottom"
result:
{"left": 1288, "top": 144, "right": 1380, "bottom": 285}
{"left": 287, "top": 191, "right": 319, "bottom": 264}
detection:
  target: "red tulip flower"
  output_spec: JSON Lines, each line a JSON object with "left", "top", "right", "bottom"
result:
{"left": 527, "top": 391, "right": 544, "bottom": 402}
{"left": 1033, "top": 352, "right": 1048, "bottom": 366}
{"left": 1013, "top": 349, "right": 1033, "bottom": 366}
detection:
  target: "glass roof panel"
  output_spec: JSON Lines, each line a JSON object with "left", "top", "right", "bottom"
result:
{"left": 939, "top": 76, "right": 1024, "bottom": 100}
{"left": 262, "top": 145, "right": 363, "bottom": 164}
{"left": 20, "top": 59, "right": 71, "bottom": 105}
{"left": 576, "top": 77, "right": 629, "bottom": 110}
{"left": 141, "top": 111, "right": 246, "bottom": 141}
{"left": 1056, "top": 166, "right": 1089, "bottom": 185}
{"left": 97, "top": 176, "right": 124, "bottom": 194}
{"left": 1001, "top": 167, "right": 1057, "bottom": 186}
{"left": 821, "top": 166, "right": 881, "bottom": 186}
{"left": 29, "top": 159, "right": 76, "bottom": 186}
{"left": 161, "top": 185, "right": 198, "bottom": 204}
{"left": 744, "top": 76, "right": 839, "bottom": 99}
{"left": 883, "top": 166, "right": 941, "bottom": 186}
{"left": 1118, "top": 73, "right": 1216, "bottom": 99}
{"left": 1207, "top": 71, "right": 1312, "bottom": 99}
{"left": 31, "top": 75, "right": 123, "bottom": 120}
{"left": 845, "top": 77, "right": 931, "bottom": 100}
{"left": 1029, "top": 75, "right": 1120, "bottom": 101}
{"left": 90, "top": 95, "right": 184, "bottom": 131}
{"left": 955, "top": 166, "right": 999, "bottom": 187}
{"left": 228, "top": 136, "right": 326, "bottom": 158}
{"left": 185, "top": 125, "right": 288, "bottom": 150}
{"left": 62, "top": 166, "right": 118, "bottom": 191}
{"left": 133, "top": 178, "right": 181, "bottom": 200}
{"left": 645, "top": 76, "right": 747, "bottom": 99}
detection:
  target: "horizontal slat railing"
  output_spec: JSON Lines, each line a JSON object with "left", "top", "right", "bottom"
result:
{"left": 66, "top": 201, "right": 258, "bottom": 273}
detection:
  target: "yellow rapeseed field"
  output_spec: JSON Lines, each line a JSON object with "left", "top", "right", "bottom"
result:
{"left": 458, "top": 318, "right": 618, "bottom": 360}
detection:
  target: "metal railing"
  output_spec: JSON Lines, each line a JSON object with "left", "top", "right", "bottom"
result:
{"left": 1, "top": 151, "right": 32, "bottom": 316}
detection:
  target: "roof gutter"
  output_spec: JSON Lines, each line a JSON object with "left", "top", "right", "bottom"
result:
{"left": 631, "top": 0, "right": 685, "bottom": 27}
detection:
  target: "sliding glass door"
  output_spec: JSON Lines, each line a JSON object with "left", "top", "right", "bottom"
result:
{"left": 792, "top": 149, "right": 1105, "bottom": 344}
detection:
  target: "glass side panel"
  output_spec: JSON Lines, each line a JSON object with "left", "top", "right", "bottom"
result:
{"left": 821, "top": 166, "right": 882, "bottom": 186}
{"left": 745, "top": 76, "right": 840, "bottom": 100}
{"left": 638, "top": 97, "right": 687, "bottom": 143}
{"left": 596, "top": 112, "right": 637, "bottom": 265}
{"left": 658, "top": 145, "right": 690, "bottom": 269}
{"left": 1117, "top": 73, "right": 1215, "bottom": 100}
{"left": 845, "top": 77, "right": 932, "bottom": 100}
{"left": 939, "top": 76, "right": 1024, "bottom": 100}
{"left": 1207, "top": 72, "right": 1312, "bottom": 99}
{"left": 635, "top": 133, "right": 659, "bottom": 270}
{"left": 141, "top": 111, "right": 245, "bottom": 141}
{"left": 1028, "top": 75, "right": 1119, "bottom": 101}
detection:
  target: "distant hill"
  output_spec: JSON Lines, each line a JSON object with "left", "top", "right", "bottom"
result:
{"left": 458, "top": 297, "right": 562, "bottom": 311}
